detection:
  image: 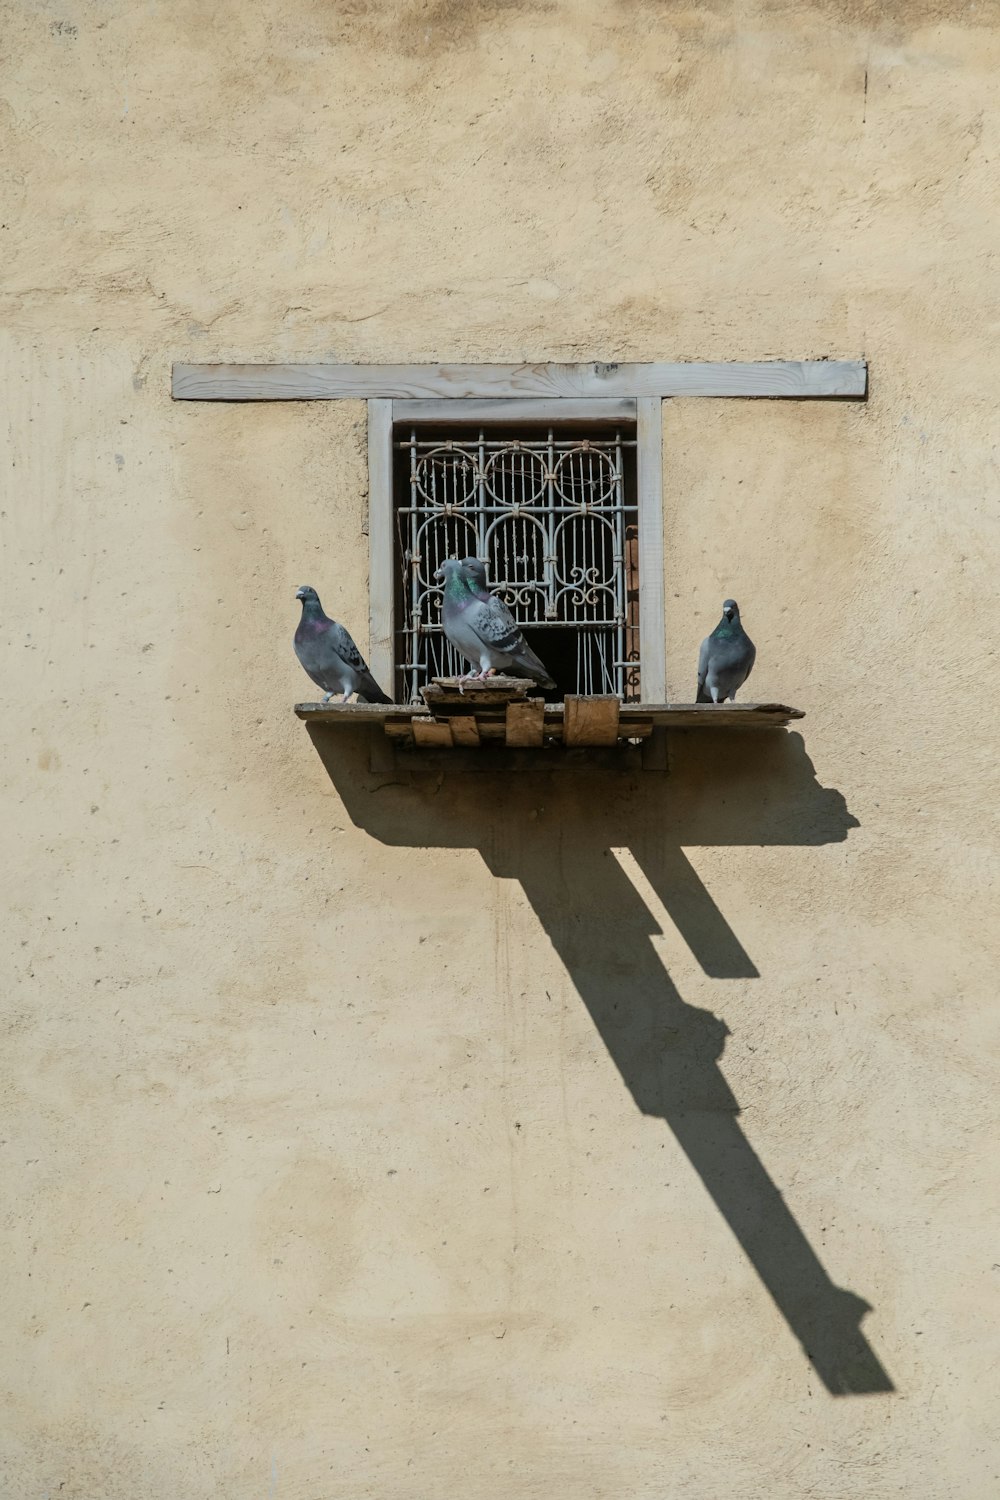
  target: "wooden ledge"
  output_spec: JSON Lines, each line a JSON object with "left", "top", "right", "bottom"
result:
{"left": 295, "top": 687, "right": 805, "bottom": 750}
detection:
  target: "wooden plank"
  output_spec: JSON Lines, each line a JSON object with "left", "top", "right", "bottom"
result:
{"left": 423, "top": 675, "right": 530, "bottom": 710}
{"left": 391, "top": 398, "right": 637, "bottom": 425}
{"left": 173, "top": 360, "right": 868, "bottom": 402}
{"left": 296, "top": 700, "right": 804, "bottom": 728}
{"left": 628, "top": 703, "right": 804, "bottom": 727}
{"left": 478, "top": 719, "right": 508, "bottom": 741}
{"left": 505, "top": 698, "right": 545, "bottom": 747}
{"left": 367, "top": 399, "right": 395, "bottom": 697}
{"left": 295, "top": 701, "right": 421, "bottom": 721}
{"left": 383, "top": 719, "right": 416, "bottom": 741}
{"left": 636, "top": 397, "right": 666, "bottom": 703}
{"left": 564, "top": 695, "right": 621, "bottom": 746}
{"left": 449, "top": 716, "right": 481, "bottom": 747}
{"left": 411, "top": 718, "right": 455, "bottom": 747}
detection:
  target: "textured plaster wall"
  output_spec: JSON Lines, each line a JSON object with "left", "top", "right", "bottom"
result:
{"left": 2, "top": 1, "right": 999, "bottom": 1496}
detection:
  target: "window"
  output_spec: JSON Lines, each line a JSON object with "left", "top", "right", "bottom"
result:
{"left": 391, "top": 419, "right": 640, "bottom": 704}
{"left": 174, "top": 358, "right": 864, "bottom": 713}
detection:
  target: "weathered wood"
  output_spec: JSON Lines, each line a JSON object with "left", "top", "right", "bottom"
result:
{"left": 173, "top": 360, "right": 867, "bottom": 402}
{"left": 617, "top": 718, "right": 654, "bottom": 740}
{"left": 423, "top": 675, "right": 531, "bottom": 710}
{"left": 564, "top": 695, "right": 621, "bottom": 747}
{"left": 477, "top": 719, "right": 508, "bottom": 741}
{"left": 295, "top": 701, "right": 414, "bottom": 718}
{"left": 383, "top": 719, "right": 417, "bottom": 741}
{"left": 411, "top": 717, "right": 454, "bottom": 747}
{"left": 297, "top": 700, "right": 805, "bottom": 728}
{"left": 367, "top": 398, "right": 395, "bottom": 695}
{"left": 632, "top": 702, "right": 805, "bottom": 727}
{"left": 637, "top": 396, "right": 666, "bottom": 704}
{"left": 449, "top": 715, "right": 481, "bottom": 747}
{"left": 505, "top": 698, "right": 546, "bottom": 747}
{"left": 391, "top": 398, "right": 637, "bottom": 425}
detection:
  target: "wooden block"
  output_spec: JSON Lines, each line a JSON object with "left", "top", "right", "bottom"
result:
{"left": 384, "top": 719, "right": 418, "bottom": 740}
{"left": 621, "top": 719, "right": 654, "bottom": 740}
{"left": 505, "top": 698, "right": 545, "bottom": 748}
{"left": 477, "top": 719, "right": 508, "bottom": 741}
{"left": 411, "top": 718, "right": 454, "bottom": 748}
{"left": 563, "top": 696, "right": 621, "bottom": 747}
{"left": 423, "top": 676, "right": 530, "bottom": 710}
{"left": 449, "top": 716, "right": 481, "bottom": 747}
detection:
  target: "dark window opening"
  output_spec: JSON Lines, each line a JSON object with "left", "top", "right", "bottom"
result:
{"left": 392, "top": 422, "right": 640, "bottom": 704}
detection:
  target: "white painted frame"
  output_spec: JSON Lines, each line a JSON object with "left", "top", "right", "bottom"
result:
{"left": 172, "top": 359, "right": 866, "bottom": 401}
{"left": 173, "top": 360, "right": 867, "bottom": 702}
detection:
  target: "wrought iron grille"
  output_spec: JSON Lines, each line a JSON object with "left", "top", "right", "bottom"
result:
{"left": 393, "top": 425, "right": 640, "bottom": 704}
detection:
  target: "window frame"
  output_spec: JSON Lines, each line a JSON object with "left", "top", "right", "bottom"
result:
{"left": 368, "top": 396, "right": 666, "bottom": 703}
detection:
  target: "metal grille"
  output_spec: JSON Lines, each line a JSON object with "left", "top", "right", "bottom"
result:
{"left": 394, "top": 426, "right": 640, "bottom": 704}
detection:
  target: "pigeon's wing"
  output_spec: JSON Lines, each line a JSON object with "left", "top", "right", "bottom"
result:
{"left": 353, "top": 668, "right": 392, "bottom": 705}
{"left": 469, "top": 593, "right": 525, "bottom": 655}
{"left": 327, "top": 622, "right": 368, "bottom": 671}
{"left": 696, "top": 635, "right": 712, "bottom": 702}
{"left": 741, "top": 639, "right": 756, "bottom": 686}
{"left": 468, "top": 592, "right": 555, "bottom": 686}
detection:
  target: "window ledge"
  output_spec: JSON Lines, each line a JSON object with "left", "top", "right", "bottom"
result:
{"left": 295, "top": 676, "right": 804, "bottom": 751}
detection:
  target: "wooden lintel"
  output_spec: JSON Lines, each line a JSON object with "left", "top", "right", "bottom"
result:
{"left": 173, "top": 360, "right": 867, "bottom": 402}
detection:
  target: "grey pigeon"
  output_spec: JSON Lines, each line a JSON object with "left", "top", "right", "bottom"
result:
{"left": 696, "top": 598, "right": 756, "bottom": 703}
{"left": 294, "top": 586, "right": 392, "bottom": 703}
{"left": 435, "top": 558, "right": 555, "bottom": 688}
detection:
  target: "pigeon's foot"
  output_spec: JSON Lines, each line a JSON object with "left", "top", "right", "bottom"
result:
{"left": 322, "top": 691, "right": 334, "bottom": 703}
{"left": 341, "top": 690, "right": 352, "bottom": 703}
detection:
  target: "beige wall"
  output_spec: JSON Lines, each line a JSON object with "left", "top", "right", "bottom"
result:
{"left": 3, "top": 2, "right": 999, "bottom": 1495}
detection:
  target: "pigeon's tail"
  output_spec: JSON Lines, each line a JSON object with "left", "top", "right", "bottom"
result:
{"left": 356, "top": 672, "right": 392, "bottom": 705}
{"left": 509, "top": 643, "right": 556, "bottom": 690}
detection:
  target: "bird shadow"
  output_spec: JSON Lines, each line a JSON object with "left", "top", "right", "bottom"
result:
{"left": 306, "top": 724, "right": 894, "bottom": 1396}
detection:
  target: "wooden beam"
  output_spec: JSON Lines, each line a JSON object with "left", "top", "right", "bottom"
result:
{"left": 563, "top": 695, "right": 621, "bottom": 746}
{"left": 411, "top": 718, "right": 454, "bottom": 747}
{"left": 296, "top": 700, "right": 805, "bottom": 728}
{"left": 505, "top": 698, "right": 546, "bottom": 747}
{"left": 172, "top": 360, "right": 867, "bottom": 402}
{"left": 391, "top": 398, "right": 636, "bottom": 425}
{"left": 636, "top": 397, "right": 666, "bottom": 703}
{"left": 449, "top": 716, "right": 481, "bottom": 746}
{"left": 367, "top": 399, "right": 394, "bottom": 696}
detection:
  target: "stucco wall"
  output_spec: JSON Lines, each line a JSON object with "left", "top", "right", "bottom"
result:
{"left": 3, "top": 2, "right": 999, "bottom": 1496}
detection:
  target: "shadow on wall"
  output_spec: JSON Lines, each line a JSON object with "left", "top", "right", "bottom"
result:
{"left": 308, "top": 726, "right": 894, "bottom": 1397}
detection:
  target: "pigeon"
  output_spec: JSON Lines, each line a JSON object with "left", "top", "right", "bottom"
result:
{"left": 696, "top": 599, "right": 756, "bottom": 703}
{"left": 293, "top": 586, "right": 392, "bottom": 703}
{"left": 435, "top": 557, "right": 555, "bottom": 688}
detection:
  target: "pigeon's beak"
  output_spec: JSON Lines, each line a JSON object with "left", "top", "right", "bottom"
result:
{"left": 295, "top": 587, "right": 307, "bottom": 600}
{"left": 723, "top": 606, "right": 734, "bottom": 621}
{"left": 434, "top": 567, "right": 444, "bottom": 582}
